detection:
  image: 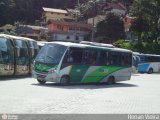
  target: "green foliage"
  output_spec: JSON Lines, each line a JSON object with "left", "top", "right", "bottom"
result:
{"left": 130, "top": 0, "right": 160, "bottom": 42}
{"left": 114, "top": 40, "right": 160, "bottom": 54}
{"left": 96, "top": 13, "right": 125, "bottom": 42}
{"left": 76, "top": 0, "right": 105, "bottom": 20}
{"left": 130, "top": 17, "right": 149, "bottom": 41}
{"left": 0, "top": 0, "right": 84, "bottom": 26}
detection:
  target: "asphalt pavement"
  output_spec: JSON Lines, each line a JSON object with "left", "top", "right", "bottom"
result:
{"left": 0, "top": 74, "right": 160, "bottom": 114}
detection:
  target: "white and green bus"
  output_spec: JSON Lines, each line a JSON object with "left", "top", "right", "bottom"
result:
{"left": 32, "top": 41, "right": 132, "bottom": 85}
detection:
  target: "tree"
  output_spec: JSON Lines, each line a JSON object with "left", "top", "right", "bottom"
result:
{"left": 130, "top": 0, "right": 160, "bottom": 42}
{"left": 130, "top": 17, "right": 149, "bottom": 41}
{"left": 76, "top": 0, "right": 105, "bottom": 20}
{"left": 0, "top": 0, "right": 85, "bottom": 26}
{"left": 96, "top": 13, "right": 125, "bottom": 43}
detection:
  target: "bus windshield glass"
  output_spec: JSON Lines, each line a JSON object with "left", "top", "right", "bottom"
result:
{"left": 0, "top": 37, "right": 14, "bottom": 64}
{"left": 28, "top": 41, "right": 39, "bottom": 49}
{"left": 15, "top": 39, "right": 27, "bottom": 48}
{"left": 15, "top": 39, "right": 29, "bottom": 65}
{"left": 35, "top": 43, "right": 67, "bottom": 64}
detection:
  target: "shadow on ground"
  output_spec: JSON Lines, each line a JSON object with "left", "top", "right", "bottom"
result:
{"left": 32, "top": 82, "right": 138, "bottom": 89}
{"left": 0, "top": 75, "right": 31, "bottom": 81}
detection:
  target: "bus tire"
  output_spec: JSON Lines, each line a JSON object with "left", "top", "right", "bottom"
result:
{"left": 148, "top": 68, "right": 153, "bottom": 74}
{"left": 107, "top": 76, "right": 115, "bottom": 85}
{"left": 60, "top": 75, "right": 70, "bottom": 85}
{"left": 37, "top": 79, "right": 46, "bottom": 84}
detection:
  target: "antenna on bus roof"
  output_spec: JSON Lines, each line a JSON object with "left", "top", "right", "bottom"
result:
{"left": 80, "top": 41, "right": 115, "bottom": 48}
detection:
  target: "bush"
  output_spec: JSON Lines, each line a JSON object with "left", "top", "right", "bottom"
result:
{"left": 113, "top": 40, "right": 160, "bottom": 54}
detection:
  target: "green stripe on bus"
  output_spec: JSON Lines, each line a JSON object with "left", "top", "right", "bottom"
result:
{"left": 69, "top": 65, "right": 90, "bottom": 83}
{"left": 82, "top": 66, "right": 125, "bottom": 83}
{"left": 35, "top": 64, "right": 57, "bottom": 71}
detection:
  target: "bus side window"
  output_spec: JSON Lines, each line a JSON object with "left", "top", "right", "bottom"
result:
{"left": 97, "top": 51, "right": 108, "bottom": 66}
{"left": 121, "top": 53, "right": 132, "bottom": 66}
{"left": 108, "top": 52, "right": 121, "bottom": 66}
{"left": 83, "top": 49, "right": 97, "bottom": 65}
{"left": 64, "top": 47, "right": 83, "bottom": 64}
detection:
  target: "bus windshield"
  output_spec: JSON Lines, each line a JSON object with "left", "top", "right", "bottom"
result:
{"left": 15, "top": 39, "right": 29, "bottom": 65}
{"left": 0, "top": 37, "right": 14, "bottom": 64}
{"left": 35, "top": 43, "right": 67, "bottom": 64}
{"left": 28, "top": 41, "right": 39, "bottom": 49}
{"left": 15, "top": 39, "right": 27, "bottom": 48}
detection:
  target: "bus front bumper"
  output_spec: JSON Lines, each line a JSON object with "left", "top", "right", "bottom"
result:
{"left": 32, "top": 70, "right": 59, "bottom": 83}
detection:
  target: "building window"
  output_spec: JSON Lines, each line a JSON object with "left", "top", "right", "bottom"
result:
{"left": 66, "top": 36, "right": 70, "bottom": 39}
{"left": 69, "top": 26, "right": 75, "bottom": 31}
{"left": 57, "top": 25, "right": 63, "bottom": 31}
{"left": 65, "top": 14, "right": 69, "bottom": 16}
{"left": 75, "top": 36, "right": 79, "bottom": 40}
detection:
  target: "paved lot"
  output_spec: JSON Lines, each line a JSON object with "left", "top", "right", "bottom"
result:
{"left": 0, "top": 74, "right": 160, "bottom": 114}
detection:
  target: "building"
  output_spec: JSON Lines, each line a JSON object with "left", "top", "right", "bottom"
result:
{"left": 123, "top": 15, "right": 137, "bottom": 41}
{"left": 42, "top": 7, "right": 75, "bottom": 23}
{"left": 87, "top": 15, "right": 105, "bottom": 27}
{"left": 16, "top": 25, "right": 48, "bottom": 40}
{"left": 47, "top": 20, "right": 92, "bottom": 42}
{"left": 103, "top": 2, "right": 127, "bottom": 16}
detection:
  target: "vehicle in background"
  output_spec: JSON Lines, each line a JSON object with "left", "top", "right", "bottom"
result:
{"left": 0, "top": 35, "right": 14, "bottom": 76}
{"left": 132, "top": 52, "right": 140, "bottom": 73}
{"left": 19, "top": 37, "right": 39, "bottom": 74}
{"left": 37, "top": 41, "right": 48, "bottom": 49}
{"left": 135, "top": 53, "right": 160, "bottom": 74}
{"left": 0, "top": 34, "right": 38, "bottom": 76}
{"left": 32, "top": 41, "right": 132, "bottom": 85}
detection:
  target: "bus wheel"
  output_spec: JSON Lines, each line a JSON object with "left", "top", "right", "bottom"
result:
{"left": 37, "top": 79, "right": 46, "bottom": 84}
{"left": 148, "top": 68, "right": 153, "bottom": 74}
{"left": 60, "top": 76, "right": 70, "bottom": 85}
{"left": 107, "top": 76, "right": 115, "bottom": 85}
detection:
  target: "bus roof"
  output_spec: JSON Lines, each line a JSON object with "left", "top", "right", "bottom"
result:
{"left": 46, "top": 41, "right": 132, "bottom": 53}
{"left": 0, "top": 34, "right": 36, "bottom": 42}
{"left": 37, "top": 41, "right": 48, "bottom": 46}
{"left": 133, "top": 52, "right": 160, "bottom": 57}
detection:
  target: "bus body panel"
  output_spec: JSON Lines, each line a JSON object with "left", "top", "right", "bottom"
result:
{"left": 101, "top": 67, "right": 132, "bottom": 82}
{"left": 0, "top": 64, "right": 14, "bottom": 76}
{"left": 34, "top": 65, "right": 132, "bottom": 83}
{"left": 138, "top": 62, "right": 160, "bottom": 73}
{"left": 15, "top": 65, "right": 29, "bottom": 75}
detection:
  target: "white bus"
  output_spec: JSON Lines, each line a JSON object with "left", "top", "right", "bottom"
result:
{"left": 32, "top": 41, "right": 132, "bottom": 85}
{"left": 135, "top": 53, "right": 160, "bottom": 74}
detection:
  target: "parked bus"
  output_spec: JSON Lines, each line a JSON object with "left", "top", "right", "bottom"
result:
{"left": 0, "top": 35, "right": 14, "bottom": 76}
{"left": 135, "top": 53, "right": 160, "bottom": 74}
{"left": 37, "top": 41, "right": 48, "bottom": 49}
{"left": 0, "top": 34, "right": 38, "bottom": 76}
{"left": 19, "top": 37, "right": 39, "bottom": 74}
{"left": 32, "top": 41, "right": 132, "bottom": 85}
{"left": 132, "top": 52, "right": 140, "bottom": 73}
